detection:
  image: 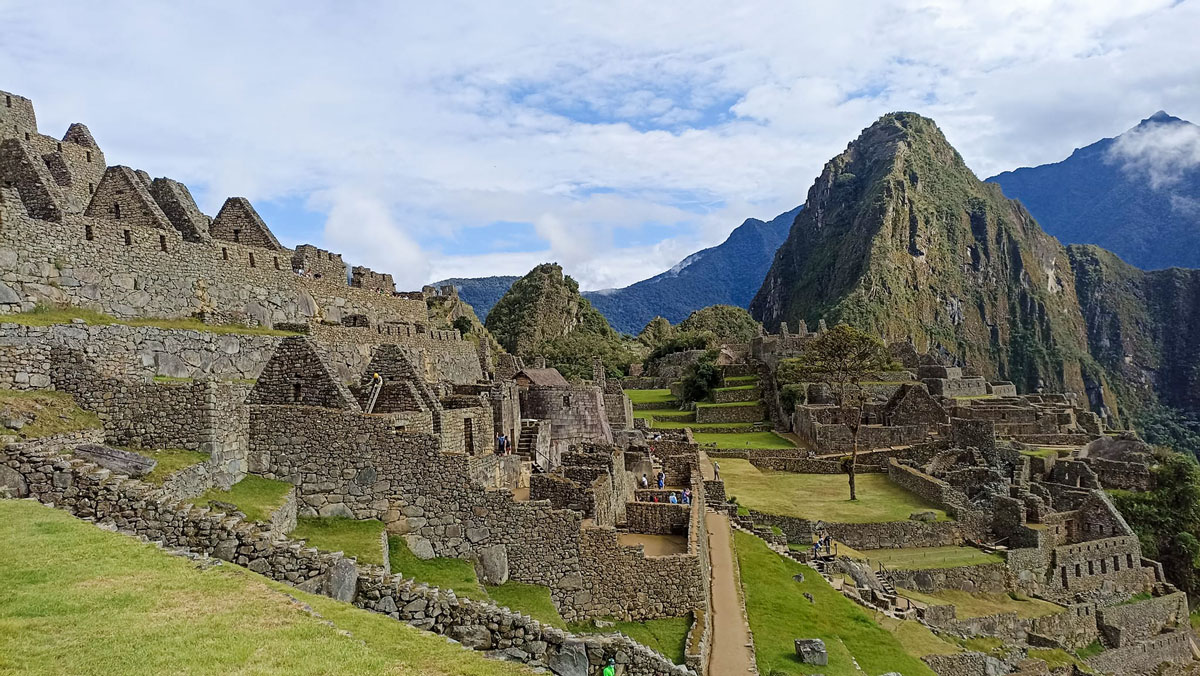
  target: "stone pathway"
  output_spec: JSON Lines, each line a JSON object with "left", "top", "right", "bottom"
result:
{"left": 706, "top": 509, "right": 756, "bottom": 675}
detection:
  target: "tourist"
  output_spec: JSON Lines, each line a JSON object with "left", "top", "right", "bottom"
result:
{"left": 495, "top": 432, "right": 506, "bottom": 455}
{"left": 603, "top": 658, "right": 616, "bottom": 676}
{"left": 713, "top": 461, "right": 720, "bottom": 480}
{"left": 640, "top": 473, "right": 649, "bottom": 488}
{"left": 669, "top": 492, "right": 678, "bottom": 504}
{"left": 681, "top": 490, "right": 690, "bottom": 505}
{"left": 657, "top": 472, "right": 665, "bottom": 489}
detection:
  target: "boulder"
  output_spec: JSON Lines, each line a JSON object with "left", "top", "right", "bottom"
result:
{"left": 323, "top": 558, "right": 358, "bottom": 602}
{"left": 73, "top": 444, "right": 156, "bottom": 478}
{"left": 0, "top": 465, "right": 28, "bottom": 497}
{"left": 318, "top": 503, "right": 355, "bottom": 518}
{"left": 448, "top": 624, "right": 494, "bottom": 650}
{"left": 472, "top": 544, "right": 509, "bottom": 585}
{"left": 404, "top": 534, "right": 436, "bottom": 560}
{"left": 910, "top": 510, "right": 938, "bottom": 522}
{"left": 794, "top": 638, "right": 828, "bottom": 666}
{"left": 547, "top": 639, "right": 589, "bottom": 676}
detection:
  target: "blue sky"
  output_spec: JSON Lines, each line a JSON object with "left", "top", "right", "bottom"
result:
{"left": 2, "top": 1, "right": 1198, "bottom": 290}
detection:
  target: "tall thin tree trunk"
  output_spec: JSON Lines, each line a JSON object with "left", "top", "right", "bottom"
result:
{"left": 849, "top": 426, "right": 858, "bottom": 501}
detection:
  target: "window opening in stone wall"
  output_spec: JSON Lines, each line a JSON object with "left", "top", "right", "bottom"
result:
{"left": 113, "top": 202, "right": 121, "bottom": 219}
{"left": 86, "top": 151, "right": 92, "bottom": 163}
{"left": 292, "top": 383, "right": 302, "bottom": 402}
{"left": 233, "top": 229, "right": 241, "bottom": 243}
{"left": 87, "top": 182, "right": 94, "bottom": 194}
{"left": 85, "top": 223, "right": 93, "bottom": 241}
{"left": 563, "top": 395, "right": 571, "bottom": 406}
{"left": 221, "top": 247, "right": 228, "bottom": 260}
{"left": 159, "top": 234, "right": 167, "bottom": 252}
{"left": 273, "top": 256, "right": 280, "bottom": 270}
{"left": 123, "top": 230, "right": 131, "bottom": 246}
{"left": 248, "top": 252, "right": 256, "bottom": 267}
{"left": 24, "top": 132, "right": 29, "bottom": 141}
{"left": 4, "top": 95, "right": 9, "bottom": 107}
{"left": 56, "top": 142, "right": 62, "bottom": 152}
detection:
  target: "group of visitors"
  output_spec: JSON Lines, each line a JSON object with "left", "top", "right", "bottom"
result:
{"left": 810, "top": 533, "right": 835, "bottom": 557}
{"left": 494, "top": 432, "right": 511, "bottom": 455}
{"left": 644, "top": 489, "right": 691, "bottom": 505}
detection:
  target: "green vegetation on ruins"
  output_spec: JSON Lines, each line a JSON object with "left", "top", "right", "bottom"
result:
{"left": 897, "top": 589, "right": 1063, "bottom": 619}
{"left": 484, "top": 581, "right": 567, "bottom": 629}
{"left": 10, "top": 303, "right": 301, "bottom": 336}
{"left": 291, "top": 517, "right": 387, "bottom": 566}
{"left": 719, "top": 458, "right": 949, "bottom": 523}
{"left": 0, "top": 389, "right": 101, "bottom": 440}
{"left": 853, "top": 545, "right": 1002, "bottom": 570}
{"left": 129, "top": 447, "right": 209, "bottom": 485}
{"left": 0, "top": 499, "right": 536, "bottom": 676}
{"left": 675, "top": 304, "right": 762, "bottom": 343}
{"left": 625, "top": 388, "right": 676, "bottom": 405}
{"left": 692, "top": 431, "right": 796, "bottom": 449}
{"left": 388, "top": 536, "right": 487, "bottom": 600}
{"left": 195, "top": 475, "right": 293, "bottom": 523}
{"left": 734, "top": 530, "right": 937, "bottom": 675}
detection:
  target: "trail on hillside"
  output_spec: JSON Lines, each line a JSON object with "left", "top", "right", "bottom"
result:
{"left": 706, "top": 510, "right": 756, "bottom": 675}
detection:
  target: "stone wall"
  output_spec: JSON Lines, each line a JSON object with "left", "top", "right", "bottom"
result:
{"left": 694, "top": 402, "right": 764, "bottom": 424}
{"left": 1086, "top": 629, "right": 1192, "bottom": 675}
{"left": 0, "top": 187, "right": 427, "bottom": 328}
{"left": 625, "top": 502, "right": 690, "bottom": 535}
{"left": 743, "top": 507, "right": 963, "bottom": 549}
{"left": 749, "top": 455, "right": 887, "bottom": 474}
{"left": 1, "top": 442, "right": 691, "bottom": 675}
{"left": 1095, "top": 591, "right": 1188, "bottom": 648}
{"left": 888, "top": 562, "right": 1011, "bottom": 594}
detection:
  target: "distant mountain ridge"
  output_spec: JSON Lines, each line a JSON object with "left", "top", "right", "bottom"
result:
{"left": 430, "top": 276, "right": 520, "bottom": 321}
{"left": 987, "top": 111, "right": 1200, "bottom": 271}
{"left": 435, "top": 206, "right": 798, "bottom": 334}
{"left": 583, "top": 206, "right": 800, "bottom": 333}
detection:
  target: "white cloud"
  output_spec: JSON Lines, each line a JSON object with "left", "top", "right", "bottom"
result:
{"left": 1, "top": 0, "right": 1197, "bottom": 290}
{"left": 1107, "top": 118, "right": 1200, "bottom": 189}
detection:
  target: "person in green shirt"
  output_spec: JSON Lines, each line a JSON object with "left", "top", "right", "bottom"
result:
{"left": 602, "top": 657, "right": 616, "bottom": 676}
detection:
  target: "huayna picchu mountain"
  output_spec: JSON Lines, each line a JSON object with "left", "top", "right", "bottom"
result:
{"left": 988, "top": 112, "right": 1200, "bottom": 272}
{"left": 484, "top": 263, "right": 616, "bottom": 356}
{"left": 751, "top": 112, "right": 1200, "bottom": 421}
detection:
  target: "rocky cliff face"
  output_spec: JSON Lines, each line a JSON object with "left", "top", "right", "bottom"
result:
{"left": 1069, "top": 245, "right": 1200, "bottom": 413}
{"left": 484, "top": 263, "right": 615, "bottom": 356}
{"left": 751, "top": 113, "right": 1118, "bottom": 413}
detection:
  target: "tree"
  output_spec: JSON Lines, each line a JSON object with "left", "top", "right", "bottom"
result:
{"left": 677, "top": 305, "right": 762, "bottom": 343}
{"left": 783, "top": 324, "right": 892, "bottom": 500}
{"left": 638, "top": 316, "right": 675, "bottom": 347}
{"left": 679, "top": 350, "right": 722, "bottom": 404}
{"left": 451, "top": 316, "right": 473, "bottom": 337}
{"left": 1111, "top": 450, "right": 1200, "bottom": 597}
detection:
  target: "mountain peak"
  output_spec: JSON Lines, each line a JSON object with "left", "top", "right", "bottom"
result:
{"left": 1139, "top": 110, "right": 1184, "bottom": 126}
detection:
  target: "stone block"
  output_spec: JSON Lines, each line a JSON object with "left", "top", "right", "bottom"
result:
{"left": 324, "top": 557, "right": 358, "bottom": 602}
{"left": 72, "top": 444, "right": 156, "bottom": 478}
{"left": 547, "top": 639, "right": 589, "bottom": 676}
{"left": 472, "top": 544, "right": 509, "bottom": 585}
{"left": 794, "top": 638, "right": 828, "bottom": 665}
{"left": 404, "top": 534, "right": 436, "bottom": 560}
{"left": 449, "top": 624, "right": 494, "bottom": 650}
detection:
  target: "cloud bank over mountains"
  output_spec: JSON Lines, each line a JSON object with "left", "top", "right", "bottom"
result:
{"left": 2, "top": 1, "right": 1198, "bottom": 289}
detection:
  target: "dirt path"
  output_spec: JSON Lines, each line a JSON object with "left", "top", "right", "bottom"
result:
{"left": 706, "top": 510, "right": 756, "bottom": 675}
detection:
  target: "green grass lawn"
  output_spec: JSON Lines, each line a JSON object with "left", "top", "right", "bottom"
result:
{"left": 723, "top": 375, "right": 758, "bottom": 385}
{"left": 485, "top": 581, "right": 567, "bottom": 629}
{"left": 713, "top": 384, "right": 757, "bottom": 392}
{"left": 898, "top": 589, "right": 1064, "bottom": 619}
{"left": 875, "top": 616, "right": 961, "bottom": 657}
{"left": 8, "top": 304, "right": 299, "bottom": 336}
{"left": 195, "top": 475, "right": 293, "bottom": 522}
{"left": 1028, "top": 648, "right": 1096, "bottom": 673}
{"left": 388, "top": 536, "right": 487, "bottom": 600}
{"left": 0, "top": 499, "right": 536, "bottom": 676}
{"left": 130, "top": 448, "right": 209, "bottom": 485}
{"left": 734, "top": 530, "right": 937, "bottom": 676}
{"left": 291, "top": 517, "right": 386, "bottom": 566}
{"left": 719, "top": 458, "right": 949, "bottom": 523}
{"left": 625, "top": 389, "right": 677, "bottom": 405}
{"left": 692, "top": 431, "right": 796, "bottom": 449}
{"left": 861, "top": 546, "right": 1002, "bottom": 570}
{"left": 0, "top": 389, "right": 102, "bottom": 440}
{"left": 567, "top": 617, "right": 691, "bottom": 665}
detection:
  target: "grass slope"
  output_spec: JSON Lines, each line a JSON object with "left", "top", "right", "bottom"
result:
{"left": 485, "top": 581, "right": 567, "bottom": 629}
{"left": 693, "top": 431, "right": 796, "bottom": 449}
{"left": 734, "top": 530, "right": 937, "bottom": 675}
{"left": 195, "top": 475, "right": 293, "bottom": 522}
{"left": 0, "top": 499, "right": 535, "bottom": 676}
{"left": 291, "top": 517, "right": 386, "bottom": 566}
{"left": 388, "top": 536, "right": 487, "bottom": 600}
{"left": 720, "top": 458, "right": 949, "bottom": 523}
{"left": 10, "top": 304, "right": 299, "bottom": 336}
{"left": 859, "top": 546, "right": 1002, "bottom": 570}
{"left": 625, "top": 389, "right": 677, "bottom": 405}
{"left": 0, "top": 389, "right": 101, "bottom": 440}
{"left": 132, "top": 448, "right": 209, "bottom": 486}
